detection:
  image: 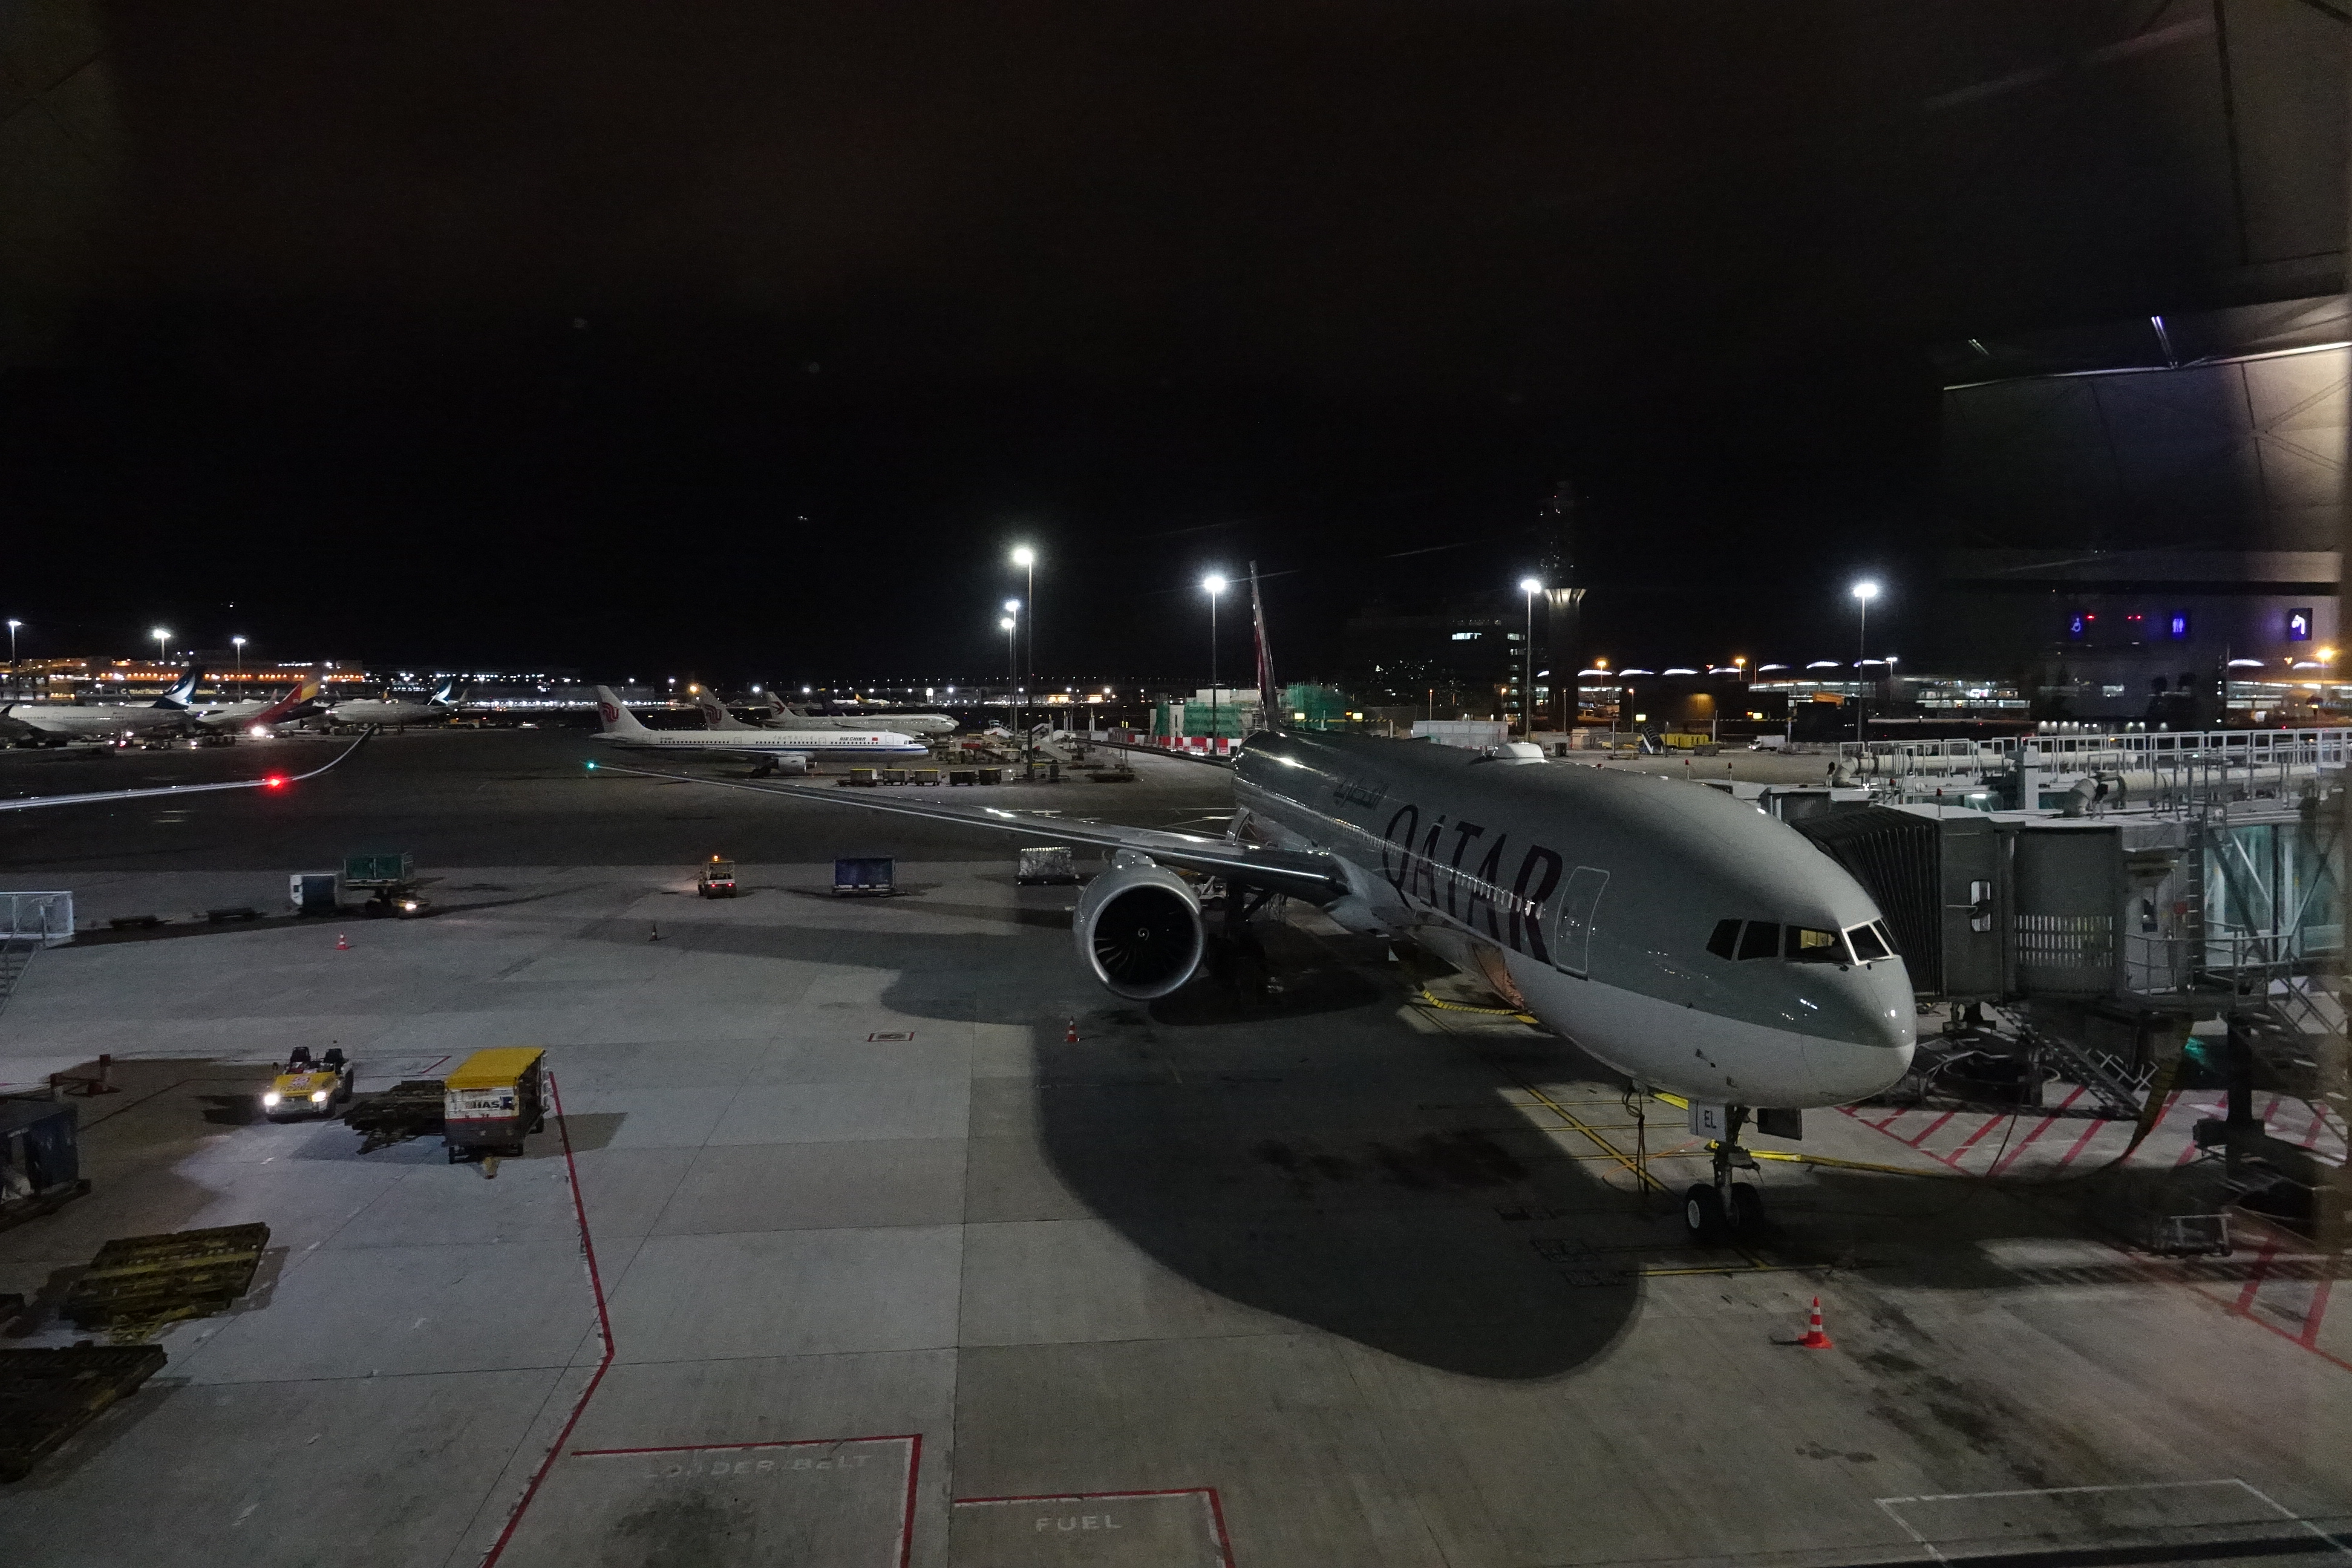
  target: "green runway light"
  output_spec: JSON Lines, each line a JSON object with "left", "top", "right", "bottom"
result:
{"left": 584, "top": 760, "right": 597, "bottom": 770}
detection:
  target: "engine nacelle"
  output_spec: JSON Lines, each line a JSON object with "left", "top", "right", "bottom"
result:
{"left": 756, "top": 754, "right": 812, "bottom": 776}
{"left": 1074, "top": 851, "right": 1204, "bottom": 1000}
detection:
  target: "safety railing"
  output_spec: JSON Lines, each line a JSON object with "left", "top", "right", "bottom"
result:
{"left": 0, "top": 892, "right": 73, "bottom": 947}
{"left": 1841, "top": 725, "right": 2352, "bottom": 779}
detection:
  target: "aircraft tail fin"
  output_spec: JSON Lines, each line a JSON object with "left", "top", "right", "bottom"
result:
{"left": 593, "top": 686, "right": 652, "bottom": 734}
{"left": 249, "top": 676, "right": 324, "bottom": 726}
{"left": 155, "top": 664, "right": 204, "bottom": 709}
{"left": 696, "top": 692, "right": 756, "bottom": 731}
{"left": 1250, "top": 563, "right": 1276, "bottom": 716}
{"left": 431, "top": 680, "right": 465, "bottom": 707}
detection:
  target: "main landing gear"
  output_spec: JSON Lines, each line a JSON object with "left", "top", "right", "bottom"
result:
{"left": 1682, "top": 1105, "right": 1765, "bottom": 1243}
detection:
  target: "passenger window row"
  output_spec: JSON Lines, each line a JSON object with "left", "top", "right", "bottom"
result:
{"left": 1706, "top": 918, "right": 1896, "bottom": 965}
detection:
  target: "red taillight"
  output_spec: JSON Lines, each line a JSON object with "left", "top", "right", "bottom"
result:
{"left": 263, "top": 776, "right": 287, "bottom": 789}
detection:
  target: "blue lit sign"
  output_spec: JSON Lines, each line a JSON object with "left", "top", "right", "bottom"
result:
{"left": 2287, "top": 608, "right": 2313, "bottom": 641}
{"left": 2168, "top": 612, "right": 2190, "bottom": 639}
{"left": 2067, "top": 613, "right": 2086, "bottom": 640}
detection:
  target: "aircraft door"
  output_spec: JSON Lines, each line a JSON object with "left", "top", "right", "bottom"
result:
{"left": 1550, "top": 866, "right": 1609, "bottom": 976}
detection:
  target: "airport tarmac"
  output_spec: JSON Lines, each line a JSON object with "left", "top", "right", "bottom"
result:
{"left": 1, "top": 733, "right": 2347, "bottom": 1566}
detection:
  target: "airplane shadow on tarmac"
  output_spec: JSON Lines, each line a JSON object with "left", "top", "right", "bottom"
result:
{"left": 577, "top": 909, "right": 1644, "bottom": 1377}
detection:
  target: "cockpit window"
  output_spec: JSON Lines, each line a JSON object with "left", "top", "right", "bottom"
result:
{"left": 1736, "top": 921, "right": 1781, "bottom": 961}
{"left": 1706, "top": 919, "right": 1740, "bottom": 959}
{"left": 1846, "top": 922, "right": 1890, "bottom": 962}
{"left": 1785, "top": 926, "right": 1842, "bottom": 962}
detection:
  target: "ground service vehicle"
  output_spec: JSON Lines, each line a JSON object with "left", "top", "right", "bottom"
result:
{"left": 698, "top": 857, "right": 737, "bottom": 897}
{"left": 263, "top": 1047, "right": 354, "bottom": 1120}
{"left": 442, "top": 1048, "right": 547, "bottom": 1163}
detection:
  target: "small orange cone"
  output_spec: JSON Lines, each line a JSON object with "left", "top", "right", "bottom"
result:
{"left": 1797, "top": 1295, "right": 1834, "bottom": 1350}
{"left": 335, "top": 933, "right": 349, "bottom": 950}
{"left": 1065, "top": 1018, "right": 1079, "bottom": 1044}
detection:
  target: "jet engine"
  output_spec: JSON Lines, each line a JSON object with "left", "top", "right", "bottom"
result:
{"left": 1074, "top": 851, "right": 1204, "bottom": 1000}
{"left": 752, "top": 755, "right": 812, "bottom": 777}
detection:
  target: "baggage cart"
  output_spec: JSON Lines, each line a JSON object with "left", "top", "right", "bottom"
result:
{"left": 1017, "top": 846, "right": 1079, "bottom": 884}
{"left": 442, "top": 1048, "right": 547, "bottom": 1163}
{"left": 833, "top": 857, "right": 895, "bottom": 895}
{"left": 0, "top": 1100, "right": 88, "bottom": 1233}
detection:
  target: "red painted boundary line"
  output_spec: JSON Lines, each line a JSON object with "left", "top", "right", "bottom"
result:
{"left": 480, "top": 1070, "right": 617, "bottom": 1568}
{"left": 2233, "top": 1238, "right": 2280, "bottom": 1317}
{"left": 2053, "top": 1116, "right": 2108, "bottom": 1172}
{"left": 1942, "top": 1112, "right": 2010, "bottom": 1169}
{"left": 1990, "top": 1087, "right": 2085, "bottom": 1178}
{"left": 571, "top": 1435, "right": 923, "bottom": 1567}
{"left": 952, "top": 1486, "right": 1234, "bottom": 1567}
{"left": 1904, "top": 1109, "right": 1959, "bottom": 1148}
{"left": 2299, "top": 1279, "right": 2334, "bottom": 1351}
{"left": 575, "top": 1434, "right": 924, "bottom": 1457}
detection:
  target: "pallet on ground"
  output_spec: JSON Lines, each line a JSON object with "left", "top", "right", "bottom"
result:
{"left": 0, "top": 1345, "right": 168, "bottom": 1481}
{"left": 62, "top": 1222, "right": 270, "bottom": 1332}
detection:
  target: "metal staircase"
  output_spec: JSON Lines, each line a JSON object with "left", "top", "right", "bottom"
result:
{"left": 0, "top": 934, "right": 36, "bottom": 1021}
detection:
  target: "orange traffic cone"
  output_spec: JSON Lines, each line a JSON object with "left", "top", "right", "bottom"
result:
{"left": 1065, "top": 1018, "right": 1079, "bottom": 1044}
{"left": 1797, "top": 1295, "right": 1834, "bottom": 1350}
{"left": 335, "top": 933, "right": 349, "bottom": 951}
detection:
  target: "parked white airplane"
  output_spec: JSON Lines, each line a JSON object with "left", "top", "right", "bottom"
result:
{"left": 321, "top": 680, "right": 463, "bottom": 728}
{"left": 593, "top": 687, "right": 927, "bottom": 774}
{"left": 746, "top": 695, "right": 956, "bottom": 736}
{"left": 190, "top": 676, "right": 326, "bottom": 733}
{"left": 0, "top": 667, "right": 204, "bottom": 741}
{"left": 694, "top": 691, "right": 957, "bottom": 739}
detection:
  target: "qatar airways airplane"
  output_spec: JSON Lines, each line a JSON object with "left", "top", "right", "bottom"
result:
{"left": 596, "top": 725, "right": 1915, "bottom": 1241}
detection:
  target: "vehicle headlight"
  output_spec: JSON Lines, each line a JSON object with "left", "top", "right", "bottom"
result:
{"left": 310, "top": 1089, "right": 331, "bottom": 1105}
{"left": 261, "top": 1091, "right": 281, "bottom": 1108}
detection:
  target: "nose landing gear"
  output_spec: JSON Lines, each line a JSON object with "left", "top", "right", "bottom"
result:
{"left": 1683, "top": 1105, "right": 1765, "bottom": 1243}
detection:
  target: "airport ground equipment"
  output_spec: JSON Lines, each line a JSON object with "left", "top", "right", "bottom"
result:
{"left": 834, "top": 857, "right": 895, "bottom": 895}
{"left": 344, "top": 1078, "right": 447, "bottom": 1150}
{"left": 288, "top": 872, "right": 338, "bottom": 914}
{"left": 0, "top": 892, "right": 71, "bottom": 1019}
{"left": 262, "top": 1046, "right": 354, "bottom": 1120}
{"left": 442, "top": 1048, "right": 546, "bottom": 1163}
{"left": 0, "top": 1099, "right": 88, "bottom": 1233}
{"left": 1018, "top": 846, "right": 1079, "bottom": 885}
{"left": 0, "top": 1344, "right": 168, "bottom": 1481}
{"left": 342, "top": 851, "right": 430, "bottom": 916}
{"left": 697, "top": 857, "right": 738, "bottom": 897}
{"left": 63, "top": 1223, "right": 270, "bottom": 1333}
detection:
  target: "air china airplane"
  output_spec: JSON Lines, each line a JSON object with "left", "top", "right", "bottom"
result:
{"left": 598, "top": 727, "right": 1915, "bottom": 1240}
{"left": 591, "top": 687, "right": 928, "bottom": 774}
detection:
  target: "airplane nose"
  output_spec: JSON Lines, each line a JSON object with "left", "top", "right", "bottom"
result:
{"left": 1801, "top": 962, "right": 1916, "bottom": 1102}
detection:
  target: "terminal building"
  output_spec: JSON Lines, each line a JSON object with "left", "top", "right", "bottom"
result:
{"left": 1926, "top": 297, "right": 2347, "bottom": 725}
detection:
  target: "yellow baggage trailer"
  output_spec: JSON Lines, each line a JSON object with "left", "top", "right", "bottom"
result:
{"left": 442, "top": 1048, "right": 547, "bottom": 1163}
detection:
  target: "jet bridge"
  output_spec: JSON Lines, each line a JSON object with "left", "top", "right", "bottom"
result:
{"left": 1792, "top": 795, "right": 2347, "bottom": 1175}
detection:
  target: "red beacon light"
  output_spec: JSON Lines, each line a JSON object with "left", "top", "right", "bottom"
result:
{"left": 263, "top": 776, "right": 287, "bottom": 789}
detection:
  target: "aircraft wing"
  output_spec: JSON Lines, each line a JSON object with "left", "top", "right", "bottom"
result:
{"left": 591, "top": 762, "right": 1348, "bottom": 900}
{"left": 0, "top": 734, "right": 369, "bottom": 812}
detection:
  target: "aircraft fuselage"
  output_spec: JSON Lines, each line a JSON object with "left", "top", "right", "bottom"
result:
{"left": 1232, "top": 731, "right": 1914, "bottom": 1109}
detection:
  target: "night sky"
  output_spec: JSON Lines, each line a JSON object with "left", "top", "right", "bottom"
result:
{"left": 2, "top": 1, "right": 2308, "bottom": 684}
